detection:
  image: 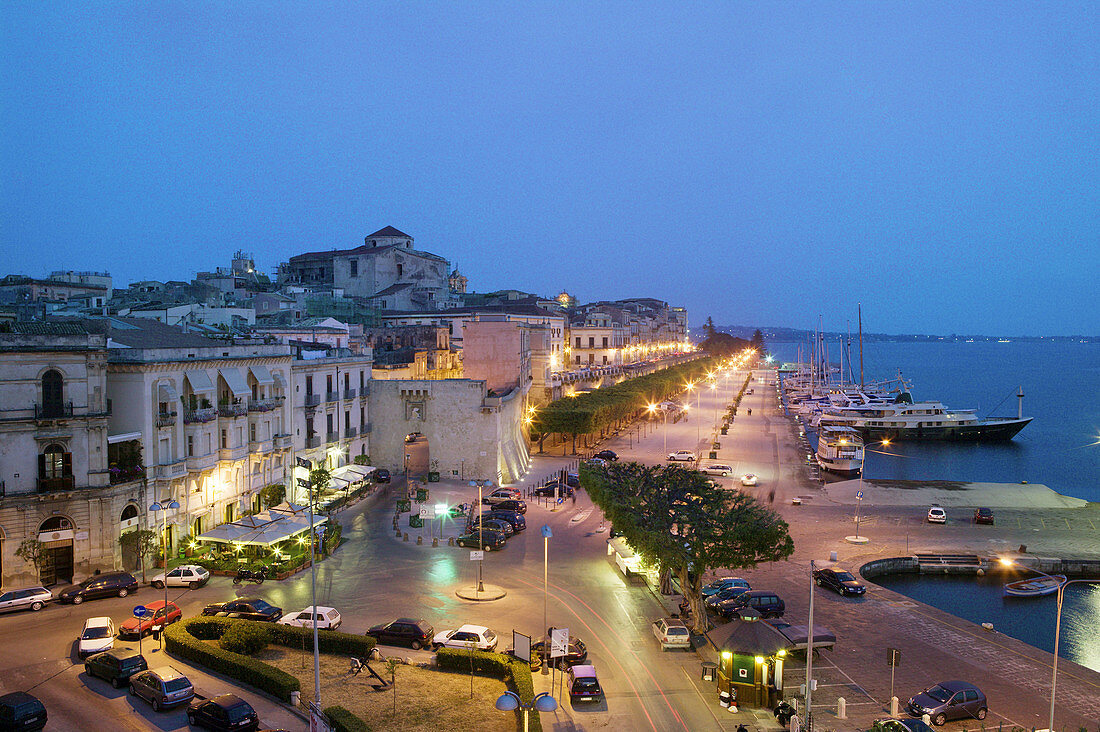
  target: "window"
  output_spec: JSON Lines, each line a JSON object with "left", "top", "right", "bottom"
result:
{"left": 305, "top": 375, "right": 313, "bottom": 395}
{"left": 187, "top": 435, "right": 194, "bottom": 456}
{"left": 249, "top": 423, "right": 256, "bottom": 442}
{"left": 575, "top": 355, "right": 581, "bottom": 364}
{"left": 602, "top": 355, "right": 608, "bottom": 364}
{"left": 41, "top": 369, "right": 64, "bottom": 417}
{"left": 326, "top": 375, "right": 332, "bottom": 392}
{"left": 326, "top": 413, "right": 334, "bottom": 433}
{"left": 602, "top": 337, "right": 608, "bottom": 348}
{"left": 220, "top": 429, "right": 227, "bottom": 449}
{"left": 397, "top": 263, "right": 403, "bottom": 277}
{"left": 39, "top": 444, "right": 70, "bottom": 478}
{"left": 359, "top": 370, "right": 365, "bottom": 389}
{"left": 575, "top": 336, "right": 581, "bottom": 348}
{"left": 350, "top": 258, "right": 358, "bottom": 276}
{"left": 588, "top": 337, "right": 594, "bottom": 348}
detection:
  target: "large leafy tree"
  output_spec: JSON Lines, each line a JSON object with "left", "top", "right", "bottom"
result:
{"left": 582, "top": 461, "right": 793, "bottom": 634}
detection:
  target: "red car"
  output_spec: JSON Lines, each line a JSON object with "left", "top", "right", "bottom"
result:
{"left": 118, "top": 600, "right": 182, "bottom": 639}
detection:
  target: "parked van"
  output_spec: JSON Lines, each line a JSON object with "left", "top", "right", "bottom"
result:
{"left": 566, "top": 664, "right": 603, "bottom": 703}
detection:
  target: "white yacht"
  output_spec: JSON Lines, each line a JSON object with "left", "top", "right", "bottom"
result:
{"left": 815, "top": 425, "right": 865, "bottom": 474}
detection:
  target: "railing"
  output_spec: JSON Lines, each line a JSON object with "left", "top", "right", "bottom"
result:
{"left": 218, "top": 445, "right": 249, "bottom": 461}
{"left": 186, "top": 453, "right": 218, "bottom": 472}
{"left": 360, "top": 421, "right": 371, "bottom": 434}
{"left": 326, "top": 391, "right": 340, "bottom": 403}
{"left": 249, "top": 438, "right": 274, "bottom": 454}
{"left": 306, "top": 436, "right": 322, "bottom": 449}
{"left": 273, "top": 434, "right": 292, "bottom": 449}
{"left": 35, "top": 402, "right": 73, "bottom": 419}
{"left": 304, "top": 394, "right": 321, "bottom": 408}
{"left": 109, "top": 466, "right": 146, "bottom": 485}
{"left": 248, "top": 398, "right": 281, "bottom": 412}
{"left": 155, "top": 411, "right": 177, "bottom": 428}
{"left": 183, "top": 407, "right": 217, "bottom": 424}
{"left": 344, "top": 426, "right": 357, "bottom": 438}
{"left": 218, "top": 403, "right": 248, "bottom": 418}
{"left": 326, "top": 431, "right": 339, "bottom": 443}
{"left": 154, "top": 460, "right": 187, "bottom": 479}
{"left": 343, "top": 388, "right": 357, "bottom": 399}
{"left": 37, "top": 475, "right": 75, "bottom": 492}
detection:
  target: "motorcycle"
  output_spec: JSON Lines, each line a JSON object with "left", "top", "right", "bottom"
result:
{"left": 232, "top": 565, "right": 269, "bottom": 585}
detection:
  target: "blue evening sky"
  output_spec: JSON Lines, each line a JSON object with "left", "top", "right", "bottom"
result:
{"left": 2, "top": 3, "right": 1097, "bottom": 336}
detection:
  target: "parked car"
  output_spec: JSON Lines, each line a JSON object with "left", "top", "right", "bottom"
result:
{"left": 365, "top": 618, "right": 435, "bottom": 650}
{"left": 278, "top": 606, "right": 342, "bottom": 630}
{"left": 585, "top": 457, "right": 608, "bottom": 468}
{"left": 467, "top": 517, "right": 514, "bottom": 538}
{"left": 201, "top": 598, "right": 283, "bottom": 622}
{"left": 485, "top": 509, "right": 526, "bottom": 531}
{"left": 667, "top": 450, "right": 697, "bottom": 462}
{"left": 704, "top": 584, "right": 755, "bottom": 607}
{"left": 432, "top": 624, "right": 497, "bottom": 651}
{"left": 701, "top": 577, "right": 751, "bottom": 599}
{"left": 483, "top": 488, "right": 521, "bottom": 505}
{"left": 128, "top": 666, "right": 195, "bottom": 712}
{"left": 494, "top": 499, "right": 528, "bottom": 514}
{"left": 700, "top": 464, "right": 734, "bottom": 476}
{"left": 532, "top": 483, "right": 573, "bottom": 498}
{"left": 593, "top": 450, "right": 618, "bottom": 461}
{"left": 873, "top": 719, "right": 935, "bottom": 732}
{"left": 188, "top": 693, "right": 259, "bottom": 732}
{"left": 651, "top": 618, "right": 692, "bottom": 650}
{"left": 973, "top": 507, "right": 994, "bottom": 525}
{"left": 84, "top": 646, "right": 147, "bottom": 688}
{"left": 0, "top": 691, "right": 47, "bottom": 731}
{"left": 740, "top": 474, "right": 759, "bottom": 486}
{"left": 927, "top": 506, "right": 947, "bottom": 524}
{"left": 78, "top": 616, "right": 115, "bottom": 658}
{"left": 405, "top": 432, "right": 422, "bottom": 443}
{"left": 119, "top": 600, "right": 183, "bottom": 639}
{"left": 150, "top": 564, "right": 210, "bottom": 590}
{"left": 906, "top": 680, "right": 987, "bottom": 726}
{"left": 713, "top": 590, "right": 785, "bottom": 619}
{"left": 813, "top": 567, "right": 867, "bottom": 596}
{"left": 59, "top": 572, "right": 138, "bottom": 604}
{"left": 374, "top": 468, "right": 391, "bottom": 483}
{"left": 566, "top": 664, "right": 603, "bottom": 703}
{"left": 564, "top": 472, "right": 581, "bottom": 488}
{"left": 530, "top": 632, "right": 588, "bottom": 666}
{"left": 0, "top": 586, "right": 52, "bottom": 614}
{"left": 455, "top": 529, "right": 506, "bottom": 550}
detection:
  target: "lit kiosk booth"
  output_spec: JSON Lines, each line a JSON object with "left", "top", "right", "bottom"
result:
{"left": 706, "top": 614, "right": 792, "bottom": 709}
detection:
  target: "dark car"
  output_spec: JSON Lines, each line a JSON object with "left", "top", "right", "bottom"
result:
{"left": 129, "top": 666, "right": 195, "bottom": 711}
{"left": 365, "top": 618, "right": 435, "bottom": 650}
{"left": 565, "top": 472, "right": 580, "bottom": 488}
{"left": 188, "top": 694, "right": 259, "bottom": 732}
{"left": 566, "top": 664, "right": 603, "bottom": 704}
{"left": 84, "top": 647, "right": 148, "bottom": 689}
{"left": 704, "top": 584, "right": 754, "bottom": 607}
{"left": 58, "top": 572, "right": 138, "bottom": 604}
{"left": 485, "top": 509, "right": 526, "bottom": 531}
{"left": 201, "top": 598, "right": 283, "bottom": 622}
{"left": 714, "top": 590, "right": 785, "bottom": 619}
{"left": 374, "top": 468, "right": 391, "bottom": 483}
{"left": 456, "top": 529, "right": 506, "bottom": 550}
{"left": 907, "top": 680, "right": 987, "bottom": 726}
{"left": 594, "top": 450, "right": 618, "bottom": 461}
{"left": 493, "top": 498, "right": 527, "bottom": 514}
{"left": 813, "top": 567, "right": 867, "bottom": 596}
{"left": 532, "top": 483, "right": 574, "bottom": 498}
{"left": 0, "top": 691, "right": 47, "bottom": 731}
{"left": 874, "top": 719, "right": 935, "bottom": 732}
{"left": 467, "top": 517, "right": 514, "bottom": 538}
{"left": 532, "top": 632, "right": 588, "bottom": 666}
{"left": 973, "top": 507, "right": 994, "bottom": 525}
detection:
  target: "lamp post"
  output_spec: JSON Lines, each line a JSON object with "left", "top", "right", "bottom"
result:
{"left": 469, "top": 480, "right": 485, "bottom": 593}
{"left": 495, "top": 691, "right": 558, "bottom": 732}
{"left": 149, "top": 498, "right": 179, "bottom": 650}
{"left": 804, "top": 559, "right": 816, "bottom": 728}
{"left": 541, "top": 524, "right": 552, "bottom": 674}
{"left": 296, "top": 457, "right": 322, "bottom": 709}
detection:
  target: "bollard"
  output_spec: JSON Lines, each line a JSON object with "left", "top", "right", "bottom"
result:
{"left": 448, "top": 536, "right": 455, "bottom": 546}
{"left": 403, "top": 532, "right": 409, "bottom": 542}
{"left": 432, "top": 537, "right": 438, "bottom": 547}
{"left": 290, "top": 690, "right": 300, "bottom": 706}
{"left": 830, "top": 551, "right": 838, "bottom": 562}
{"left": 416, "top": 535, "right": 422, "bottom": 545}
{"left": 395, "top": 529, "right": 402, "bottom": 538}
{"left": 890, "top": 696, "right": 899, "bottom": 716}
{"left": 837, "top": 696, "right": 846, "bottom": 719}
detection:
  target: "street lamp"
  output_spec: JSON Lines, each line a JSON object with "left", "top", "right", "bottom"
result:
{"left": 495, "top": 690, "right": 558, "bottom": 732}
{"left": 149, "top": 498, "right": 180, "bottom": 649}
{"left": 805, "top": 559, "right": 817, "bottom": 728}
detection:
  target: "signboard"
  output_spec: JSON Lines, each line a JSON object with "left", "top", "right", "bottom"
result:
{"left": 470, "top": 550, "right": 484, "bottom": 561}
{"left": 856, "top": 490, "right": 864, "bottom": 500}
{"left": 133, "top": 605, "right": 148, "bottom": 618}
{"left": 550, "top": 627, "right": 569, "bottom": 658}
{"left": 419, "top": 505, "right": 436, "bottom": 519}
{"left": 887, "top": 647, "right": 901, "bottom": 667}
{"left": 297, "top": 478, "right": 311, "bottom": 488}
{"left": 309, "top": 702, "right": 333, "bottom": 732}
{"left": 296, "top": 457, "right": 312, "bottom": 470}
{"left": 512, "top": 631, "right": 531, "bottom": 663}
{"left": 540, "top": 525, "right": 553, "bottom": 539}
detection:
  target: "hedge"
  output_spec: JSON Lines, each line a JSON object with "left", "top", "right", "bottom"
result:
{"left": 323, "top": 706, "right": 370, "bottom": 732}
{"left": 436, "top": 648, "right": 543, "bottom": 732}
{"left": 164, "top": 617, "right": 378, "bottom": 704}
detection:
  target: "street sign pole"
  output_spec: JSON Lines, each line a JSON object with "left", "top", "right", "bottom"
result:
{"left": 133, "top": 605, "right": 147, "bottom": 658}
{"left": 887, "top": 648, "right": 900, "bottom": 706}
{"left": 296, "top": 458, "right": 320, "bottom": 707}
{"left": 855, "top": 490, "right": 864, "bottom": 540}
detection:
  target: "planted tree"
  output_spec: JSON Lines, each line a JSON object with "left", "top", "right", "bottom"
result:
{"left": 15, "top": 538, "right": 45, "bottom": 582}
{"left": 119, "top": 529, "right": 160, "bottom": 583}
{"left": 309, "top": 467, "right": 332, "bottom": 493}
{"left": 259, "top": 483, "right": 286, "bottom": 508}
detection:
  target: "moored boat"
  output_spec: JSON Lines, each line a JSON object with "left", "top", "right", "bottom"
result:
{"left": 1003, "top": 574, "right": 1067, "bottom": 597}
{"left": 816, "top": 425, "right": 864, "bottom": 473}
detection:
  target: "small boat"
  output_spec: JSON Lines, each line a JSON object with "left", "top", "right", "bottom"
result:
{"left": 1003, "top": 574, "right": 1067, "bottom": 597}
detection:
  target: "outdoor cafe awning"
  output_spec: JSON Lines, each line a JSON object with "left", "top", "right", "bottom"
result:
{"left": 195, "top": 507, "right": 327, "bottom": 548}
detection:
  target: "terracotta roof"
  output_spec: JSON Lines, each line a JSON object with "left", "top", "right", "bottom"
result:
{"left": 367, "top": 225, "right": 410, "bottom": 238}
{"left": 7, "top": 321, "right": 90, "bottom": 335}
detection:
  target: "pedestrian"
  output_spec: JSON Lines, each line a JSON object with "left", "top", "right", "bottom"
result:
{"left": 768, "top": 488, "right": 776, "bottom": 504}
{"left": 571, "top": 492, "right": 576, "bottom": 505}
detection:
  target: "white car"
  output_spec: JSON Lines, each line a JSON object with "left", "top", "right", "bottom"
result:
{"left": 278, "top": 606, "right": 342, "bottom": 630}
{"left": 701, "top": 464, "right": 733, "bottom": 476}
{"left": 151, "top": 565, "right": 210, "bottom": 590}
{"left": 927, "top": 506, "right": 947, "bottom": 524}
{"left": 483, "top": 489, "right": 521, "bottom": 505}
{"left": 652, "top": 618, "right": 692, "bottom": 650}
{"left": 667, "top": 450, "right": 697, "bottom": 462}
{"left": 79, "top": 616, "right": 115, "bottom": 658}
{"left": 432, "top": 624, "right": 498, "bottom": 652}
{"left": 740, "top": 474, "right": 759, "bottom": 486}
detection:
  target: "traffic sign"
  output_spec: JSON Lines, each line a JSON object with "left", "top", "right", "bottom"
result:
{"left": 133, "top": 605, "right": 148, "bottom": 618}
{"left": 856, "top": 490, "right": 864, "bottom": 500}
{"left": 469, "top": 550, "right": 484, "bottom": 561}
{"left": 540, "top": 525, "right": 552, "bottom": 539}
{"left": 550, "top": 627, "right": 569, "bottom": 658}
{"left": 419, "top": 505, "right": 436, "bottom": 519}
{"left": 296, "top": 457, "right": 312, "bottom": 470}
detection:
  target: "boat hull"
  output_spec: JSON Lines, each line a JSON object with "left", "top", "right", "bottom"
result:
{"left": 853, "top": 417, "right": 1032, "bottom": 443}
{"left": 1004, "top": 574, "right": 1067, "bottom": 597}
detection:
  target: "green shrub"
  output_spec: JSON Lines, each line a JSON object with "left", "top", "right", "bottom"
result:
{"left": 434, "top": 649, "right": 542, "bottom": 732}
{"left": 323, "top": 706, "right": 370, "bottom": 732}
{"left": 219, "top": 620, "right": 270, "bottom": 655}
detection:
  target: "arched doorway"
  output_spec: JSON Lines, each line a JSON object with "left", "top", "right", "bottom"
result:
{"left": 38, "top": 516, "right": 74, "bottom": 586}
{"left": 119, "top": 505, "right": 140, "bottom": 571}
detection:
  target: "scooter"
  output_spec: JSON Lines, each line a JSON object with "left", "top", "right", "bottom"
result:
{"left": 232, "top": 565, "right": 269, "bottom": 585}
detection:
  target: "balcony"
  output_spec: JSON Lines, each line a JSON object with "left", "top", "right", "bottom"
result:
{"left": 326, "top": 391, "right": 340, "bottom": 403}
{"left": 35, "top": 402, "right": 74, "bottom": 420}
{"left": 155, "top": 411, "right": 178, "bottom": 428}
{"left": 360, "top": 422, "right": 371, "bottom": 434}
{"left": 343, "top": 388, "right": 357, "bottom": 400}
{"left": 248, "top": 397, "right": 282, "bottom": 413}
{"left": 326, "top": 431, "right": 339, "bottom": 444}
{"left": 186, "top": 453, "right": 218, "bottom": 472}
{"left": 109, "top": 465, "right": 146, "bottom": 485}
{"left": 218, "top": 445, "right": 249, "bottom": 462}
{"left": 36, "top": 475, "right": 75, "bottom": 492}
{"left": 183, "top": 407, "right": 217, "bottom": 424}
{"left": 273, "top": 433, "right": 292, "bottom": 449}
{"left": 218, "top": 403, "right": 248, "bottom": 418}
{"left": 249, "top": 438, "right": 274, "bottom": 454}
{"left": 305, "top": 435, "right": 322, "bottom": 449}
{"left": 304, "top": 394, "right": 321, "bottom": 408}
{"left": 344, "top": 426, "right": 357, "bottom": 439}
{"left": 154, "top": 459, "right": 187, "bottom": 480}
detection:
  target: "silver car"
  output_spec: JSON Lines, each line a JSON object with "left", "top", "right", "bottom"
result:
{"left": 0, "top": 586, "right": 52, "bottom": 614}
{"left": 129, "top": 666, "right": 195, "bottom": 712}
{"left": 907, "top": 680, "right": 987, "bottom": 726}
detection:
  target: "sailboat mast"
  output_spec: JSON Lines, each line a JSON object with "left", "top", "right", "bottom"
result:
{"left": 858, "top": 303, "right": 864, "bottom": 390}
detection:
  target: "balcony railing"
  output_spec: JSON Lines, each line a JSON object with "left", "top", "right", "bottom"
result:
{"left": 343, "top": 388, "right": 357, "bottom": 399}
{"left": 154, "top": 460, "right": 187, "bottom": 480}
{"left": 35, "top": 402, "right": 73, "bottom": 419}
{"left": 249, "top": 438, "right": 274, "bottom": 454}
{"left": 183, "top": 407, "right": 217, "bottom": 424}
{"left": 218, "top": 403, "right": 248, "bottom": 418}
{"left": 325, "top": 391, "right": 340, "bottom": 403}
{"left": 109, "top": 465, "right": 146, "bottom": 485}
{"left": 326, "top": 431, "right": 339, "bottom": 443}
{"left": 304, "top": 394, "right": 321, "bottom": 408}
{"left": 360, "top": 422, "right": 371, "bottom": 434}
{"left": 305, "top": 435, "right": 322, "bottom": 449}
{"left": 248, "top": 397, "right": 282, "bottom": 412}
{"left": 218, "top": 445, "right": 249, "bottom": 461}
{"left": 155, "top": 411, "right": 177, "bottom": 428}
{"left": 344, "top": 426, "right": 357, "bottom": 439}
{"left": 186, "top": 453, "right": 218, "bottom": 472}
{"left": 37, "top": 475, "right": 75, "bottom": 492}
{"left": 273, "top": 434, "right": 292, "bottom": 449}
